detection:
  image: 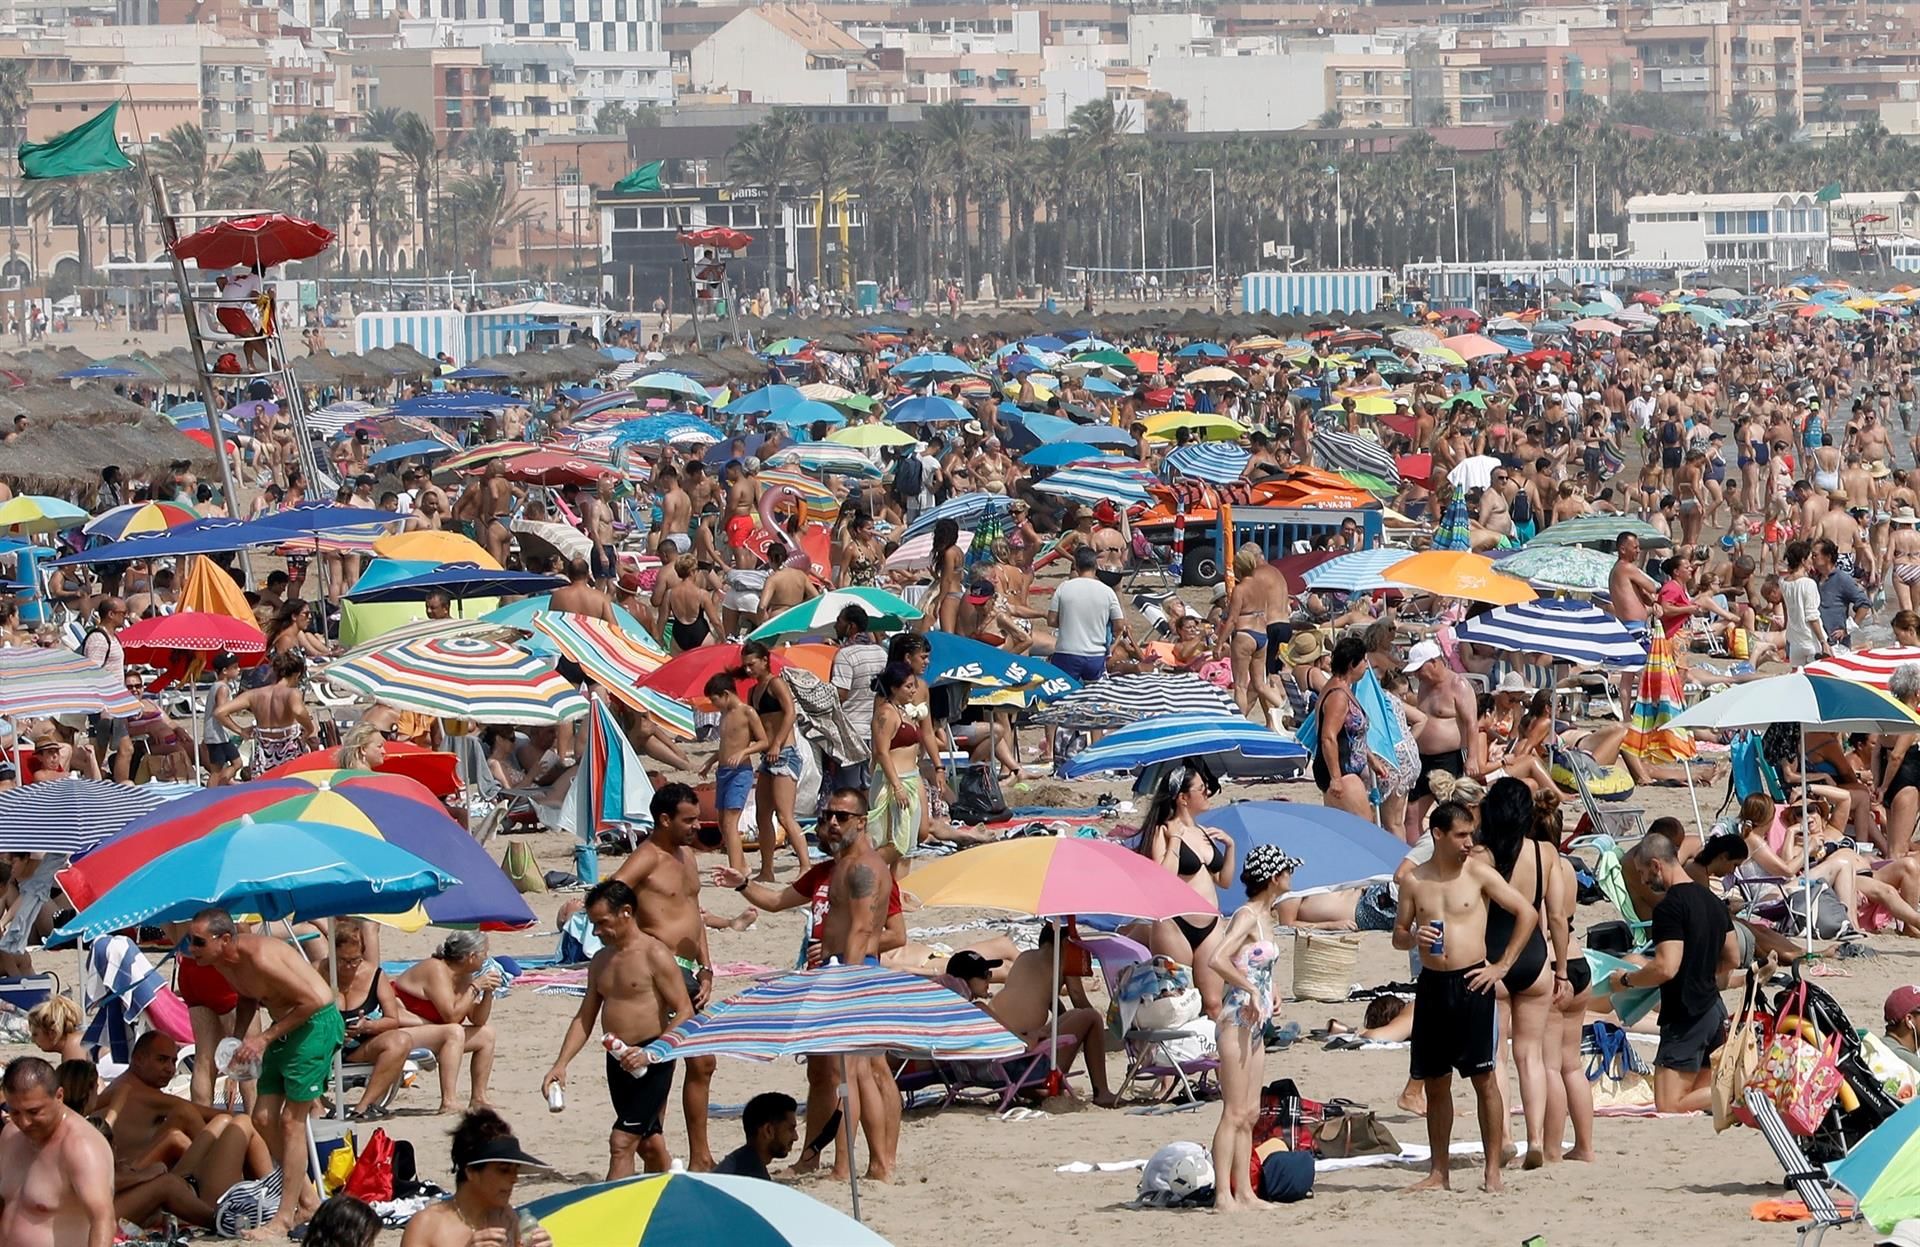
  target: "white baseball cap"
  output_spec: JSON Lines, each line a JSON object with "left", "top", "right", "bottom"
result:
{"left": 1405, "top": 640, "right": 1444, "bottom": 673}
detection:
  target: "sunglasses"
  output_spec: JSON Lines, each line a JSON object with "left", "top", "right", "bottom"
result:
{"left": 187, "top": 934, "right": 213, "bottom": 949}
{"left": 822, "top": 809, "right": 863, "bottom": 823}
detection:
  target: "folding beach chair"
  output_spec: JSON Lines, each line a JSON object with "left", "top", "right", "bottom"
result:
{"left": 1565, "top": 833, "right": 1653, "bottom": 949}
{"left": 1081, "top": 932, "right": 1218, "bottom": 1104}
{"left": 1743, "top": 1088, "right": 1860, "bottom": 1245}
{"left": 896, "top": 1034, "right": 1083, "bottom": 1114}
{"left": 1560, "top": 745, "right": 1648, "bottom": 843}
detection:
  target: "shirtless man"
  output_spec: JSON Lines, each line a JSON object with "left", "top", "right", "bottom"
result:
{"left": 718, "top": 788, "right": 902, "bottom": 1181}
{"left": 404, "top": 489, "right": 445, "bottom": 532}
{"left": 723, "top": 460, "right": 759, "bottom": 569}
{"left": 701, "top": 674, "right": 767, "bottom": 873}
{"left": 549, "top": 558, "right": 618, "bottom": 624}
{"left": 185, "top": 906, "right": 343, "bottom": 1239}
{"left": 96, "top": 1033, "right": 267, "bottom": 1177}
{"left": 0, "top": 1057, "right": 116, "bottom": 1247}
{"left": 541, "top": 879, "right": 693, "bottom": 1179}
{"left": 584, "top": 476, "right": 620, "bottom": 588}
{"left": 1405, "top": 639, "right": 1481, "bottom": 843}
{"left": 610, "top": 783, "right": 717, "bottom": 1171}
{"left": 1820, "top": 501, "right": 1870, "bottom": 584}
{"left": 983, "top": 926, "right": 1119, "bottom": 1107}
{"left": 656, "top": 465, "right": 692, "bottom": 554}
{"left": 1477, "top": 471, "right": 1512, "bottom": 540}
{"left": 1221, "top": 543, "right": 1289, "bottom": 728}
{"left": 456, "top": 460, "right": 515, "bottom": 567}
{"left": 1392, "top": 801, "right": 1539, "bottom": 1194}
{"left": 758, "top": 542, "right": 817, "bottom": 623}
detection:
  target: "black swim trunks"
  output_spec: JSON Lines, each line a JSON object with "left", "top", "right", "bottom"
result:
{"left": 1655, "top": 998, "right": 1727, "bottom": 1075}
{"left": 606, "top": 1051, "right": 676, "bottom": 1138}
{"left": 1411, "top": 749, "right": 1467, "bottom": 802}
{"left": 1410, "top": 963, "right": 1498, "bottom": 1081}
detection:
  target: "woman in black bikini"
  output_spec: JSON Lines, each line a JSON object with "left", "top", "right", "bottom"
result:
{"left": 1478, "top": 777, "right": 1554, "bottom": 1170}
{"left": 662, "top": 554, "right": 720, "bottom": 653}
{"left": 1135, "top": 760, "right": 1236, "bottom": 1018}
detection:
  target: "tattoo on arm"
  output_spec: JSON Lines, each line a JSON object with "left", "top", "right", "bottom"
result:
{"left": 848, "top": 863, "right": 878, "bottom": 900}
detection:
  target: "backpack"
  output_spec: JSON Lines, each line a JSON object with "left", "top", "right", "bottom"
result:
{"left": 891, "top": 452, "right": 924, "bottom": 501}
{"left": 949, "top": 761, "right": 1008, "bottom": 825}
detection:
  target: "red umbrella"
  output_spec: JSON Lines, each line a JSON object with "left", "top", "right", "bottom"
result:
{"left": 1396, "top": 452, "right": 1435, "bottom": 484}
{"left": 677, "top": 226, "right": 752, "bottom": 253}
{"left": 262, "top": 740, "right": 461, "bottom": 799}
{"left": 1629, "top": 291, "right": 1663, "bottom": 305}
{"left": 1437, "top": 307, "right": 1480, "bottom": 322}
{"left": 181, "top": 427, "right": 238, "bottom": 455}
{"left": 171, "top": 213, "right": 335, "bottom": 270}
{"left": 639, "top": 643, "right": 788, "bottom": 710}
{"left": 496, "top": 450, "right": 622, "bottom": 486}
{"left": 1270, "top": 549, "right": 1341, "bottom": 595}
{"left": 119, "top": 611, "right": 266, "bottom": 656}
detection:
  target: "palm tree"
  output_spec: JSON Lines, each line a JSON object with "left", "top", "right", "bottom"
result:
{"left": 209, "top": 147, "right": 270, "bottom": 211}
{"left": 342, "top": 147, "right": 384, "bottom": 227}
{"left": 357, "top": 107, "right": 404, "bottom": 142}
{"left": 282, "top": 144, "right": 345, "bottom": 270}
{"left": 1145, "top": 94, "right": 1189, "bottom": 134}
{"left": 458, "top": 124, "right": 517, "bottom": 177}
{"left": 1068, "top": 97, "right": 1133, "bottom": 278}
{"left": 1315, "top": 108, "right": 1342, "bottom": 129}
{"left": 371, "top": 182, "right": 412, "bottom": 275}
{"left": 795, "top": 123, "right": 849, "bottom": 289}
{"left": 0, "top": 58, "right": 29, "bottom": 289}
{"left": 1819, "top": 85, "right": 1847, "bottom": 127}
{"left": 390, "top": 112, "right": 439, "bottom": 273}
{"left": 441, "top": 172, "right": 533, "bottom": 278}
{"left": 27, "top": 176, "right": 111, "bottom": 289}
{"left": 923, "top": 100, "right": 984, "bottom": 295}
{"left": 147, "top": 124, "right": 221, "bottom": 213}
{"left": 1728, "top": 94, "right": 1762, "bottom": 140}
{"left": 727, "top": 113, "right": 801, "bottom": 294}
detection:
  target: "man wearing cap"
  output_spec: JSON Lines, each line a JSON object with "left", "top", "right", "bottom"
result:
{"left": 1405, "top": 639, "right": 1480, "bottom": 844}
{"left": 1886, "top": 987, "right": 1920, "bottom": 1073}
{"left": 400, "top": 1110, "right": 551, "bottom": 1247}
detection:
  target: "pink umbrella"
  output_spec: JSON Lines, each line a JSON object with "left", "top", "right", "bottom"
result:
{"left": 1440, "top": 332, "right": 1509, "bottom": 361}
{"left": 1569, "top": 318, "right": 1624, "bottom": 336}
{"left": 904, "top": 835, "right": 1214, "bottom": 920}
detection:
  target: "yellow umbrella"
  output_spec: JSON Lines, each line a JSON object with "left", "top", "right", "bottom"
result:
{"left": 372, "top": 530, "right": 501, "bottom": 569}
{"left": 1141, "top": 411, "right": 1247, "bottom": 442}
{"left": 1417, "top": 346, "right": 1467, "bottom": 368}
{"left": 1239, "top": 335, "right": 1288, "bottom": 351}
{"left": 1655, "top": 302, "right": 1687, "bottom": 313}
{"left": 1384, "top": 550, "right": 1536, "bottom": 606}
{"left": 1324, "top": 395, "right": 1397, "bottom": 416}
{"left": 180, "top": 554, "right": 254, "bottom": 623}
{"left": 827, "top": 424, "right": 918, "bottom": 449}
{"left": 1845, "top": 297, "right": 1882, "bottom": 311}
{"left": 1002, "top": 378, "right": 1056, "bottom": 400}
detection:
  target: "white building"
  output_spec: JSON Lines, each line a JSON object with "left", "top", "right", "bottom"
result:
{"left": 1625, "top": 192, "right": 1827, "bottom": 269}
{"left": 688, "top": 4, "right": 874, "bottom": 106}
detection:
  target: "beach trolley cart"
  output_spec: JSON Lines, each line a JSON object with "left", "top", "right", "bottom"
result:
{"left": 1242, "top": 270, "right": 1392, "bottom": 318}
{"left": 1136, "top": 502, "right": 1384, "bottom": 587}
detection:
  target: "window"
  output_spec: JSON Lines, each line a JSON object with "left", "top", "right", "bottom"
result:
{"left": 639, "top": 206, "right": 667, "bottom": 229}
{"left": 613, "top": 207, "right": 637, "bottom": 229}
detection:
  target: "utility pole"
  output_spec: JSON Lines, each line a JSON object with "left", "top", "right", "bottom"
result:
{"left": 1194, "top": 166, "right": 1217, "bottom": 309}
{"left": 1435, "top": 164, "right": 1460, "bottom": 264}
{"left": 1326, "top": 165, "right": 1343, "bottom": 267}
{"left": 1124, "top": 170, "right": 1145, "bottom": 290}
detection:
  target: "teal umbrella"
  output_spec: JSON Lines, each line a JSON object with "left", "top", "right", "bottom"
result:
{"left": 1525, "top": 514, "right": 1670, "bottom": 550}
{"left": 1493, "top": 545, "right": 1616, "bottom": 592}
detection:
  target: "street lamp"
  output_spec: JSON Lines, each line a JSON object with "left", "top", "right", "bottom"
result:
{"left": 1435, "top": 164, "right": 1461, "bottom": 263}
{"left": 1123, "top": 170, "right": 1146, "bottom": 293}
{"left": 1194, "top": 166, "right": 1218, "bottom": 310}
{"left": 1325, "top": 164, "right": 1342, "bottom": 268}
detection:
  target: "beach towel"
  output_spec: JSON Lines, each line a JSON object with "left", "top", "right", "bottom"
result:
{"left": 83, "top": 935, "right": 189, "bottom": 1064}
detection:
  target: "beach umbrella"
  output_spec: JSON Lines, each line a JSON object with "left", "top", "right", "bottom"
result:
{"left": 1032, "top": 672, "right": 1238, "bottom": 729}
{"left": 0, "top": 778, "right": 179, "bottom": 855}
{"left": 326, "top": 635, "right": 588, "bottom": 724}
{"left": 251, "top": 504, "right": 406, "bottom": 536}
{"left": 433, "top": 442, "right": 539, "bottom": 477}
{"left": 1804, "top": 647, "right": 1920, "bottom": 690}
{"left": 59, "top": 363, "right": 139, "bottom": 379}
{"left": 796, "top": 382, "right": 855, "bottom": 403}
{"left": 1141, "top": 411, "right": 1246, "bottom": 442}
{"left": 519, "top": 612, "right": 691, "bottom": 738}
{"left": 83, "top": 501, "right": 198, "bottom": 541}
{"left": 480, "top": 594, "right": 648, "bottom": 636}
{"left": 1032, "top": 466, "right": 1152, "bottom": 509}
{"left": 521, "top": 1163, "right": 899, "bottom": 1244}
{"left": 886, "top": 394, "right": 969, "bottom": 425}
{"left": 1056, "top": 424, "right": 1136, "bottom": 449}
{"left": 630, "top": 371, "right": 713, "bottom": 403}
{"left": 900, "top": 492, "right": 1016, "bottom": 540}
{"left": 1453, "top": 599, "right": 1647, "bottom": 667}
{"left": 344, "top": 563, "right": 566, "bottom": 603}
{"left": 1525, "top": 514, "right": 1670, "bottom": 550}
{"left": 1083, "top": 376, "right": 1127, "bottom": 396}
{"left": 907, "top": 836, "right": 1214, "bottom": 922}
{"left": 890, "top": 353, "right": 979, "bottom": 379}
{"left": 1020, "top": 443, "right": 1113, "bottom": 469}
{"left": 260, "top": 740, "right": 462, "bottom": 800}
{"left": 1074, "top": 347, "right": 1136, "bottom": 371}
{"left": 50, "top": 818, "right": 453, "bottom": 944}
{"left": 1492, "top": 545, "right": 1617, "bottom": 593}
{"left": 748, "top": 588, "right": 922, "bottom": 642}
{"left": 1182, "top": 365, "right": 1245, "bottom": 386}
{"left": 116, "top": 611, "right": 266, "bottom": 657}
{"left": 372, "top": 529, "right": 500, "bottom": 568}
{"left": 825, "top": 423, "right": 916, "bottom": 449}
{"left": 367, "top": 438, "right": 456, "bottom": 468}
{"left": 171, "top": 212, "right": 334, "bottom": 268}
{"left": 1302, "top": 548, "right": 1410, "bottom": 593}
{"left": 1199, "top": 801, "right": 1411, "bottom": 911}
{"left": 722, "top": 383, "right": 805, "bottom": 417}
{"left": 755, "top": 468, "right": 840, "bottom": 523}
{"left": 1447, "top": 454, "right": 1503, "bottom": 490}
{"left": 640, "top": 642, "right": 789, "bottom": 710}
{"left": 1165, "top": 442, "right": 1248, "bottom": 485}
{"left": 1174, "top": 341, "right": 1227, "bottom": 358}
{"left": 64, "top": 770, "right": 534, "bottom": 930}
{"left": 1569, "top": 318, "right": 1624, "bottom": 336}
{"left": 1669, "top": 673, "right": 1920, "bottom": 735}
{"left": 1060, "top": 712, "right": 1308, "bottom": 779}
{"left": 767, "top": 444, "right": 882, "bottom": 479}
{"left": 924, "top": 631, "right": 1077, "bottom": 699}
{"left": 1432, "top": 495, "right": 1472, "bottom": 552}
{"left": 1391, "top": 328, "right": 1442, "bottom": 350}
{"left": 1830, "top": 1095, "right": 1920, "bottom": 1232}
{"left": 0, "top": 647, "right": 140, "bottom": 718}
{"left": 0, "top": 494, "right": 88, "bottom": 534}
{"left": 1385, "top": 550, "right": 1537, "bottom": 605}
{"left": 759, "top": 398, "right": 847, "bottom": 429}
{"left": 1439, "top": 333, "right": 1508, "bottom": 360}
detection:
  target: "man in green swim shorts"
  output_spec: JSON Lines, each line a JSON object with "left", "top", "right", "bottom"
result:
{"left": 187, "top": 907, "right": 343, "bottom": 1240}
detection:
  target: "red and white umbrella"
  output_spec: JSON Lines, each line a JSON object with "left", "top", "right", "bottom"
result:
{"left": 1803, "top": 647, "right": 1920, "bottom": 690}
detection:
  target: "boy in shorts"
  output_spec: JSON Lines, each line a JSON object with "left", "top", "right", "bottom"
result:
{"left": 700, "top": 672, "right": 767, "bottom": 878}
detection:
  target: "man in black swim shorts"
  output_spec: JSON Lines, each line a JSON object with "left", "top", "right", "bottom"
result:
{"left": 1393, "top": 801, "right": 1539, "bottom": 1192}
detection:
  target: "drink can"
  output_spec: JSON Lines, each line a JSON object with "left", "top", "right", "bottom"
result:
{"left": 546, "top": 1083, "right": 565, "bottom": 1113}
{"left": 1429, "top": 919, "right": 1445, "bottom": 957}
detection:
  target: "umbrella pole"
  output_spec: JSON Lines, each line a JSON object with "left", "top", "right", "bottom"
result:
{"left": 1049, "top": 919, "right": 1061, "bottom": 1095}
{"left": 1802, "top": 733, "right": 1814, "bottom": 955}
{"left": 1682, "top": 756, "right": 1702, "bottom": 839}
{"left": 838, "top": 1053, "right": 862, "bottom": 1221}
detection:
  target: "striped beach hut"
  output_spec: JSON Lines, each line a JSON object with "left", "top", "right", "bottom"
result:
{"left": 1242, "top": 270, "right": 1392, "bottom": 317}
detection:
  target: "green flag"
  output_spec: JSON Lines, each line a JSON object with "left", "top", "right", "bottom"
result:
{"left": 614, "top": 160, "right": 663, "bottom": 194}
{"left": 19, "top": 101, "right": 133, "bottom": 180}
{"left": 1816, "top": 182, "right": 1844, "bottom": 203}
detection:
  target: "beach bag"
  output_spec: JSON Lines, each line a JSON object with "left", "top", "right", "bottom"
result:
{"left": 1861, "top": 1032, "right": 1920, "bottom": 1105}
{"left": 1253, "top": 1078, "right": 1321, "bottom": 1154}
{"left": 1781, "top": 881, "right": 1849, "bottom": 942}
{"left": 343, "top": 1127, "right": 395, "bottom": 1203}
{"left": 1255, "top": 1146, "right": 1316, "bottom": 1202}
{"left": 213, "top": 1168, "right": 283, "bottom": 1238}
{"left": 1291, "top": 932, "right": 1359, "bottom": 1004}
{"left": 1585, "top": 1020, "right": 1654, "bottom": 1110}
{"left": 1712, "top": 978, "right": 1764, "bottom": 1132}
{"left": 502, "top": 839, "right": 546, "bottom": 894}
{"left": 890, "top": 452, "right": 924, "bottom": 503}
{"left": 1314, "top": 1103, "right": 1399, "bottom": 1159}
{"left": 1752, "top": 986, "right": 1845, "bottom": 1135}
{"left": 950, "top": 762, "right": 1008, "bottom": 825}
{"left": 320, "top": 1132, "right": 357, "bottom": 1196}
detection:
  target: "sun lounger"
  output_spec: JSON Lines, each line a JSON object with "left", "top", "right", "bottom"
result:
{"left": 1568, "top": 833, "right": 1653, "bottom": 949}
{"left": 1743, "top": 1088, "right": 1859, "bottom": 1245}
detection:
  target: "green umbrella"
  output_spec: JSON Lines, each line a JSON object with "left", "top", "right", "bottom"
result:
{"left": 837, "top": 393, "right": 880, "bottom": 413}
{"left": 1526, "top": 514, "right": 1670, "bottom": 550}
{"left": 1493, "top": 545, "right": 1616, "bottom": 592}
{"left": 1549, "top": 300, "right": 1585, "bottom": 314}
{"left": 1337, "top": 470, "right": 1396, "bottom": 496}
{"left": 1445, "top": 389, "right": 1490, "bottom": 409}
{"left": 748, "top": 587, "right": 924, "bottom": 641}
{"left": 1073, "top": 348, "right": 1136, "bottom": 371}
{"left": 1816, "top": 305, "right": 1864, "bottom": 322}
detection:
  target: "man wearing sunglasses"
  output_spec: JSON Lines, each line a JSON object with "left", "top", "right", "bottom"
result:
{"left": 184, "top": 907, "right": 340, "bottom": 1239}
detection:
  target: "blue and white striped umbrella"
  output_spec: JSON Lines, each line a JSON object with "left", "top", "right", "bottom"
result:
{"left": 1452, "top": 599, "right": 1647, "bottom": 667}
{"left": 1303, "top": 548, "right": 1409, "bottom": 592}
{"left": 1034, "top": 672, "right": 1239, "bottom": 729}
{"left": 1165, "top": 442, "right": 1250, "bottom": 486}
{"left": 766, "top": 443, "right": 882, "bottom": 478}
{"left": 0, "top": 778, "right": 184, "bottom": 855}
{"left": 642, "top": 963, "right": 1025, "bottom": 1063}
{"left": 1032, "top": 466, "right": 1151, "bottom": 508}
{"left": 1062, "top": 713, "right": 1308, "bottom": 779}
{"left": 901, "top": 492, "right": 1017, "bottom": 540}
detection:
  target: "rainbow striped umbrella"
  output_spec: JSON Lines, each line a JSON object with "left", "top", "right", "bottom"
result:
{"left": 0, "top": 495, "right": 89, "bottom": 534}
{"left": 324, "top": 635, "right": 587, "bottom": 724}
{"left": 83, "top": 501, "right": 198, "bottom": 541}
{"left": 643, "top": 962, "right": 1024, "bottom": 1064}
{"left": 0, "top": 648, "right": 140, "bottom": 718}
{"left": 61, "top": 770, "right": 533, "bottom": 930}
{"left": 1622, "top": 633, "right": 1694, "bottom": 763}
{"left": 521, "top": 1174, "right": 894, "bottom": 1247}
{"left": 756, "top": 467, "right": 840, "bottom": 522}
{"left": 524, "top": 611, "right": 694, "bottom": 738}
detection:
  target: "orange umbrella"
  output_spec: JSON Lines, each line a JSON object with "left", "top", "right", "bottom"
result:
{"left": 777, "top": 643, "right": 837, "bottom": 682}
{"left": 1383, "top": 550, "right": 1536, "bottom": 606}
{"left": 179, "top": 554, "right": 252, "bottom": 623}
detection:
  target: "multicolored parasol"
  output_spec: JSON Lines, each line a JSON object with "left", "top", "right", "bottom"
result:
{"left": 325, "top": 635, "right": 587, "bottom": 724}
